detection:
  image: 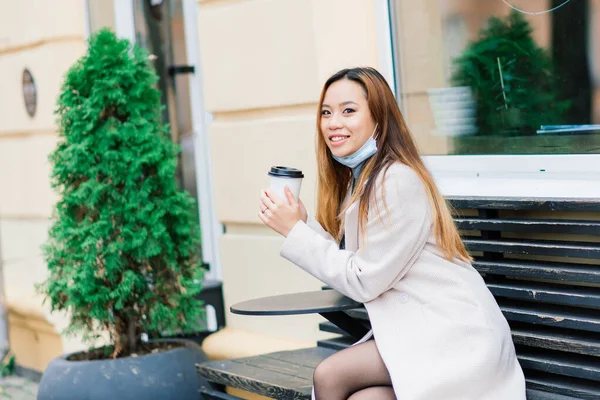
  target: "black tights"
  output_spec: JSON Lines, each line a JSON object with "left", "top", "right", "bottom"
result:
{"left": 313, "top": 340, "right": 396, "bottom": 400}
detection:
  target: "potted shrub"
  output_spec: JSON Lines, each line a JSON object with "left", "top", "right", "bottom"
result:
{"left": 37, "top": 29, "right": 209, "bottom": 399}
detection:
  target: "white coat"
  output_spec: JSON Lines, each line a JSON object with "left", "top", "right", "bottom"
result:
{"left": 280, "top": 162, "right": 526, "bottom": 400}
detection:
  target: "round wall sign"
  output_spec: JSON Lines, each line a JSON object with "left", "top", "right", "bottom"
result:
{"left": 22, "top": 68, "right": 37, "bottom": 118}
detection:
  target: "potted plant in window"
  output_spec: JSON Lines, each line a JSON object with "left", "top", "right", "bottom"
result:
{"left": 37, "top": 29, "right": 209, "bottom": 399}
{"left": 451, "top": 11, "right": 570, "bottom": 139}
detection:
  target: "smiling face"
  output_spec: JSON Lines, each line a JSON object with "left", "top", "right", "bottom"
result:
{"left": 320, "top": 79, "right": 377, "bottom": 159}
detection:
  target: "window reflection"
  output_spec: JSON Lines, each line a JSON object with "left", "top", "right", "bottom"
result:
{"left": 392, "top": 0, "right": 600, "bottom": 155}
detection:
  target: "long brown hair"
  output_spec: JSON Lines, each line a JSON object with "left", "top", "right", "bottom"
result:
{"left": 315, "top": 67, "right": 471, "bottom": 263}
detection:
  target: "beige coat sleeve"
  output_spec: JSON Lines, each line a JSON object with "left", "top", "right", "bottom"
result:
{"left": 280, "top": 164, "right": 432, "bottom": 303}
{"left": 306, "top": 214, "right": 336, "bottom": 242}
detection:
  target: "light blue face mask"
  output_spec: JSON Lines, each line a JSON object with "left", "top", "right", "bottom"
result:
{"left": 332, "top": 124, "right": 378, "bottom": 169}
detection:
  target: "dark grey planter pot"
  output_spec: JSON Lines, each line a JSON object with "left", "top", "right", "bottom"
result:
{"left": 37, "top": 339, "right": 210, "bottom": 400}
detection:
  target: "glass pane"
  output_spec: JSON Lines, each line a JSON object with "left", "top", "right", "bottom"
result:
{"left": 392, "top": 0, "right": 600, "bottom": 155}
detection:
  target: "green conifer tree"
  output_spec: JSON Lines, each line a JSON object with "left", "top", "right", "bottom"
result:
{"left": 451, "top": 11, "right": 570, "bottom": 136}
{"left": 40, "top": 29, "right": 204, "bottom": 358}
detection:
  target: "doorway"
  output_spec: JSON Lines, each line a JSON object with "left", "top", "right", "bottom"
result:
{"left": 85, "top": 0, "right": 224, "bottom": 332}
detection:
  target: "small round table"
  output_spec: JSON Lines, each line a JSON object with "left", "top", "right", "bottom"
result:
{"left": 231, "top": 290, "right": 369, "bottom": 340}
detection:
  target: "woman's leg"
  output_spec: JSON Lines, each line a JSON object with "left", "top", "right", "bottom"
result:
{"left": 312, "top": 340, "right": 394, "bottom": 400}
{"left": 347, "top": 386, "right": 396, "bottom": 399}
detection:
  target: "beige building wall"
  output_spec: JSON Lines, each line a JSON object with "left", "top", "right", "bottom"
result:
{"left": 196, "top": 0, "right": 380, "bottom": 353}
{"left": 0, "top": 0, "right": 88, "bottom": 371}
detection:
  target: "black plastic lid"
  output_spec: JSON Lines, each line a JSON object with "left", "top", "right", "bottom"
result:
{"left": 268, "top": 166, "right": 304, "bottom": 178}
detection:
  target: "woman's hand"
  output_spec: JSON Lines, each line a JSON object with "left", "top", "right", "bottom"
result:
{"left": 259, "top": 187, "right": 307, "bottom": 237}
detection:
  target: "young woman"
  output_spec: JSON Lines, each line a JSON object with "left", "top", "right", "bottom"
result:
{"left": 258, "top": 67, "right": 526, "bottom": 400}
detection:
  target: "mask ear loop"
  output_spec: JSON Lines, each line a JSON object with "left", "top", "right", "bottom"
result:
{"left": 372, "top": 123, "right": 379, "bottom": 140}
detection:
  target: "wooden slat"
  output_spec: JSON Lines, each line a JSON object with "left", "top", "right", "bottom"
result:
{"left": 197, "top": 361, "right": 311, "bottom": 399}
{"left": 264, "top": 347, "right": 335, "bottom": 367}
{"left": 196, "top": 348, "right": 334, "bottom": 400}
{"left": 344, "top": 308, "right": 369, "bottom": 321}
{"left": 487, "top": 281, "right": 600, "bottom": 308}
{"left": 512, "top": 326, "right": 600, "bottom": 357}
{"left": 455, "top": 218, "right": 600, "bottom": 235}
{"left": 317, "top": 336, "right": 354, "bottom": 351}
{"left": 526, "top": 389, "right": 588, "bottom": 400}
{"left": 197, "top": 348, "right": 331, "bottom": 399}
{"left": 243, "top": 355, "right": 316, "bottom": 378}
{"left": 319, "top": 321, "right": 345, "bottom": 335}
{"left": 448, "top": 197, "right": 600, "bottom": 212}
{"left": 338, "top": 304, "right": 600, "bottom": 335}
{"left": 473, "top": 259, "right": 600, "bottom": 283}
{"left": 465, "top": 238, "right": 600, "bottom": 259}
{"left": 526, "top": 371, "right": 600, "bottom": 400}
{"left": 320, "top": 321, "right": 600, "bottom": 357}
{"left": 499, "top": 300, "right": 600, "bottom": 333}
{"left": 517, "top": 347, "right": 600, "bottom": 382}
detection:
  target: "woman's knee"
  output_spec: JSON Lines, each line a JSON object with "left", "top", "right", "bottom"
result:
{"left": 313, "top": 356, "right": 346, "bottom": 398}
{"left": 313, "top": 341, "right": 392, "bottom": 399}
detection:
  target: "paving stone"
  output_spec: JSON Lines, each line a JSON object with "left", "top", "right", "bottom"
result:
{"left": 0, "top": 376, "right": 39, "bottom": 400}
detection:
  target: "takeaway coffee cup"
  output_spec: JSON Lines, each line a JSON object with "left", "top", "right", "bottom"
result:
{"left": 268, "top": 166, "right": 304, "bottom": 204}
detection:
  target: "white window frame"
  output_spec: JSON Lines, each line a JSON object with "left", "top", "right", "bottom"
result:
{"left": 182, "top": 0, "right": 224, "bottom": 282}
{"left": 82, "top": 0, "right": 91, "bottom": 38}
{"left": 377, "top": 0, "right": 600, "bottom": 199}
{"left": 113, "top": 0, "right": 136, "bottom": 43}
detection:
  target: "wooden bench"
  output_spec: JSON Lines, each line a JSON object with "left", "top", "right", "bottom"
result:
{"left": 197, "top": 197, "right": 600, "bottom": 399}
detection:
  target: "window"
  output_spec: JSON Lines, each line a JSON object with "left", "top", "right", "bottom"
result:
{"left": 390, "top": 0, "right": 600, "bottom": 156}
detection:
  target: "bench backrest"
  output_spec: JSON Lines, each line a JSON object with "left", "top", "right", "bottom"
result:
{"left": 319, "top": 197, "right": 600, "bottom": 399}
{"left": 449, "top": 197, "right": 600, "bottom": 399}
